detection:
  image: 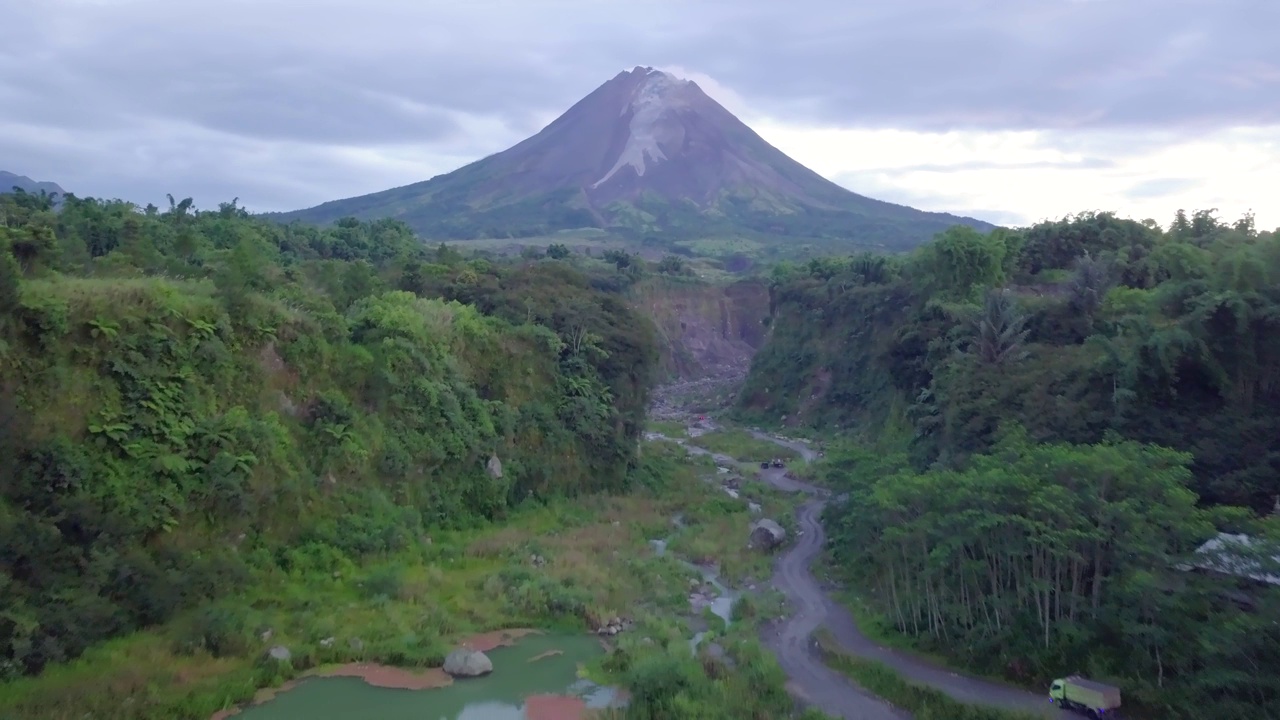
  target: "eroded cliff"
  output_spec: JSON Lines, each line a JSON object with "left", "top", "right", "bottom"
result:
{"left": 629, "top": 276, "right": 769, "bottom": 380}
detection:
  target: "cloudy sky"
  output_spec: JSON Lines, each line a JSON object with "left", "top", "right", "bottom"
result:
{"left": 2, "top": 0, "right": 1276, "bottom": 228}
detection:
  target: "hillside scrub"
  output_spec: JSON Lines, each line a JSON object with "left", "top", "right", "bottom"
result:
{"left": 739, "top": 210, "right": 1280, "bottom": 718}
{"left": 0, "top": 191, "right": 658, "bottom": 682}
{"left": 0, "top": 438, "right": 807, "bottom": 720}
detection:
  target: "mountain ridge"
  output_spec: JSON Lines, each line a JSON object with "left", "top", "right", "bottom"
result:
{"left": 268, "top": 67, "right": 997, "bottom": 250}
{"left": 1, "top": 170, "right": 67, "bottom": 199}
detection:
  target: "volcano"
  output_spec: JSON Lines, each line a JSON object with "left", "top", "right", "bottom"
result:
{"left": 271, "top": 67, "right": 995, "bottom": 248}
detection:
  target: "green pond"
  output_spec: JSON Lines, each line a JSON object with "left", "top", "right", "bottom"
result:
{"left": 235, "top": 633, "right": 621, "bottom": 720}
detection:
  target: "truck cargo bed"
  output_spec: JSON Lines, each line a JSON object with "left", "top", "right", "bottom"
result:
{"left": 1065, "top": 677, "right": 1122, "bottom": 709}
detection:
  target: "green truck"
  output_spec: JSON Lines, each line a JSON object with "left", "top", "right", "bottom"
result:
{"left": 1048, "top": 675, "right": 1122, "bottom": 717}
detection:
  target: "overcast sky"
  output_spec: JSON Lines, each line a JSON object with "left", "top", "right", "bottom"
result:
{"left": 2, "top": 0, "right": 1277, "bottom": 229}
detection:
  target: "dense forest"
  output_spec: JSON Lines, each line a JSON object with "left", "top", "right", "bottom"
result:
{"left": 738, "top": 210, "right": 1280, "bottom": 717}
{"left": 0, "top": 189, "right": 659, "bottom": 678}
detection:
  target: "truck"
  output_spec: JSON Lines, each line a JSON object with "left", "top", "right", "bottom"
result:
{"left": 1048, "top": 675, "right": 1121, "bottom": 717}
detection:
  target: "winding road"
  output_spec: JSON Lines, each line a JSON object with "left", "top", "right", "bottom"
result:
{"left": 747, "top": 430, "right": 1071, "bottom": 720}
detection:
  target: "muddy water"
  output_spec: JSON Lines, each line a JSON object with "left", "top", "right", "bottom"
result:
{"left": 233, "top": 634, "right": 620, "bottom": 720}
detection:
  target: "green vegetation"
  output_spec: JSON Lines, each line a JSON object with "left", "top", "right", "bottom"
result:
{"left": 688, "top": 428, "right": 800, "bottom": 465}
{"left": 645, "top": 419, "right": 687, "bottom": 437}
{"left": 0, "top": 438, "right": 797, "bottom": 719}
{"left": 596, "top": 622, "right": 805, "bottom": 720}
{"left": 739, "top": 210, "right": 1280, "bottom": 718}
{"left": 664, "top": 482, "right": 798, "bottom": 584}
{"left": 0, "top": 191, "right": 653, "bottom": 671}
{"left": 0, "top": 187, "right": 821, "bottom": 718}
{"left": 0, "top": 189, "right": 658, "bottom": 711}
{"left": 272, "top": 187, "right": 993, "bottom": 269}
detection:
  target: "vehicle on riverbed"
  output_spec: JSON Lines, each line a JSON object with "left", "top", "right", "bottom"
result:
{"left": 1049, "top": 675, "right": 1121, "bottom": 717}
{"left": 771, "top": 458, "right": 785, "bottom": 468}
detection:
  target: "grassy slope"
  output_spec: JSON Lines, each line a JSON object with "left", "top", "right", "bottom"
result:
{"left": 0, "top": 259, "right": 638, "bottom": 714}
{"left": 0, "top": 441, "right": 806, "bottom": 720}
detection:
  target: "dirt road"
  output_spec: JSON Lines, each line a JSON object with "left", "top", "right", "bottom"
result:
{"left": 762, "top": 495, "right": 907, "bottom": 719}
{"left": 748, "top": 431, "right": 1070, "bottom": 720}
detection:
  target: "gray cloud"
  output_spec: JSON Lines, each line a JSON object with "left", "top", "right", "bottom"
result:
{"left": 1125, "top": 177, "right": 1202, "bottom": 199}
{"left": 858, "top": 159, "right": 1118, "bottom": 174}
{"left": 687, "top": 0, "right": 1278, "bottom": 132}
{"left": 1, "top": 0, "right": 1275, "bottom": 212}
{"left": 831, "top": 170, "right": 1028, "bottom": 226}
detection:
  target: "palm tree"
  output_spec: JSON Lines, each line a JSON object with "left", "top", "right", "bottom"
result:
{"left": 1068, "top": 252, "right": 1113, "bottom": 316}
{"left": 971, "top": 287, "right": 1029, "bottom": 366}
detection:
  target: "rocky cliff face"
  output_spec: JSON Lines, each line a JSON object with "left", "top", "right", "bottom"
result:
{"left": 630, "top": 276, "right": 770, "bottom": 382}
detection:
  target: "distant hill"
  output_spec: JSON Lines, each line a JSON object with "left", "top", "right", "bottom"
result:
{"left": 269, "top": 67, "right": 996, "bottom": 252}
{"left": 1, "top": 171, "right": 66, "bottom": 200}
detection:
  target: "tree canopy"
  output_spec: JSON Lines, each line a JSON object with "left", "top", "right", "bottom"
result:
{"left": 740, "top": 208, "right": 1280, "bottom": 718}
{"left": 0, "top": 192, "right": 658, "bottom": 676}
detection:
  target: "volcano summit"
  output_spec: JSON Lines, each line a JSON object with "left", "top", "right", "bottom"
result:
{"left": 273, "top": 67, "right": 995, "bottom": 248}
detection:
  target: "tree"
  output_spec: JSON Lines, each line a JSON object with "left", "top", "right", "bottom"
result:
{"left": 5, "top": 223, "right": 58, "bottom": 275}
{"left": 916, "top": 225, "right": 1006, "bottom": 300}
{"left": 1067, "top": 252, "right": 1114, "bottom": 317}
{"left": 0, "top": 245, "right": 20, "bottom": 352}
{"left": 970, "top": 288, "right": 1029, "bottom": 366}
{"left": 1232, "top": 211, "right": 1257, "bottom": 238}
{"left": 826, "top": 428, "right": 1212, "bottom": 687}
{"left": 213, "top": 233, "right": 274, "bottom": 316}
{"left": 602, "top": 249, "right": 634, "bottom": 270}
{"left": 656, "top": 255, "right": 684, "bottom": 274}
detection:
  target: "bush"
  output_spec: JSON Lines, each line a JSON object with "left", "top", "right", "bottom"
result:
{"left": 363, "top": 564, "right": 406, "bottom": 600}
{"left": 174, "top": 603, "right": 254, "bottom": 658}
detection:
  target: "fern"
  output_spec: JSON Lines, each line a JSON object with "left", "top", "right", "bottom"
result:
{"left": 87, "top": 317, "right": 119, "bottom": 340}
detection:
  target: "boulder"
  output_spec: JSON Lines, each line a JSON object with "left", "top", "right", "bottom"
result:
{"left": 749, "top": 519, "right": 786, "bottom": 551}
{"left": 595, "top": 615, "right": 633, "bottom": 636}
{"left": 486, "top": 454, "right": 503, "bottom": 479}
{"left": 444, "top": 648, "right": 493, "bottom": 677}
{"left": 266, "top": 645, "right": 291, "bottom": 662}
